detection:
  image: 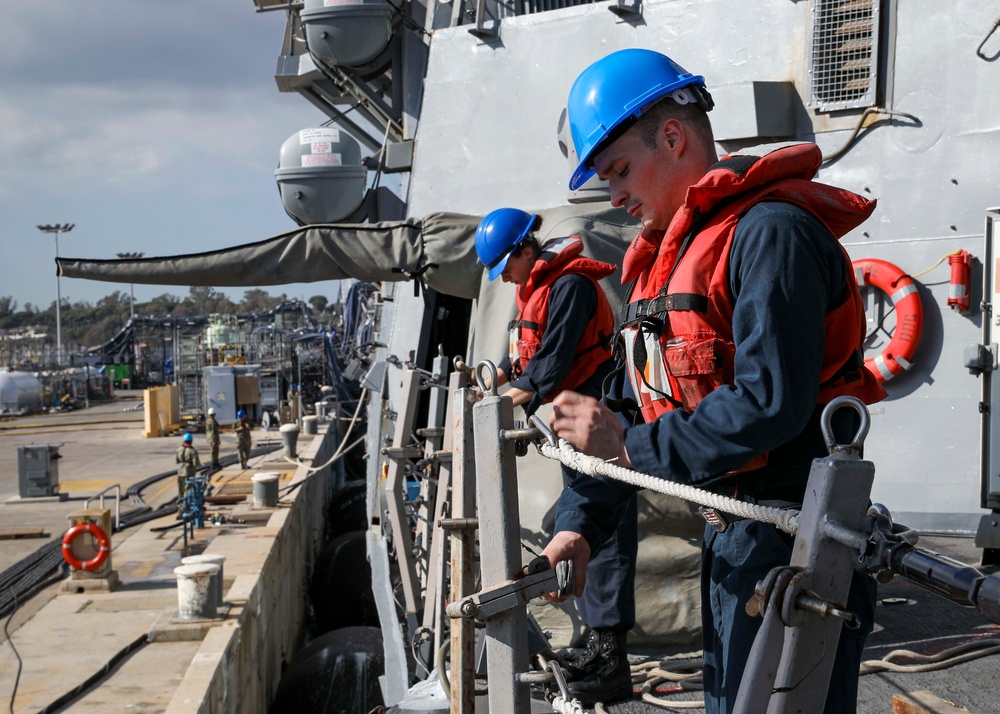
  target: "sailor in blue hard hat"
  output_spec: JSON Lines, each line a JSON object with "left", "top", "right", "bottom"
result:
{"left": 543, "top": 48, "right": 884, "bottom": 712}
{"left": 235, "top": 409, "right": 252, "bottom": 470}
{"left": 474, "top": 207, "right": 540, "bottom": 283}
{"left": 176, "top": 431, "right": 200, "bottom": 499}
{"left": 566, "top": 48, "right": 714, "bottom": 231}
{"left": 475, "top": 203, "right": 638, "bottom": 706}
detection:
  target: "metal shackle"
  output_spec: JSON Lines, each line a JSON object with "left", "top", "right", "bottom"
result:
{"left": 820, "top": 395, "right": 871, "bottom": 458}
{"left": 475, "top": 359, "right": 500, "bottom": 397}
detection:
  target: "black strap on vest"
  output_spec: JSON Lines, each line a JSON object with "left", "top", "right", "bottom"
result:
{"left": 602, "top": 229, "right": 700, "bottom": 413}
{"left": 507, "top": 318, "right": 540, "bottom": 332}
{"left": 618, "top": 228, "right": 703, "bottom": 329}
{"left": 572, "top": 329, "right": 612, "bottom": 360}
{"left": 819, "top": 348, "right": 865, "bottom": 388}
{"left": 600, "top": 365, "right": 640, "bottom": 419}
{"left": 621, "top": 293, "right": 709, "bottom": 323}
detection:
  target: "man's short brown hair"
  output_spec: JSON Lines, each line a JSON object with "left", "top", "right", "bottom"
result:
{"left": 634, "top": 96, "right": 715, "bottom": 152}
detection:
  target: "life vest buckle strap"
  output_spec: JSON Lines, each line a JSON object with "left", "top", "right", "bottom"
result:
{"left": 623, "top": 299, "right": 653, "bottom": 323}
{"left": 623, "top": 293, "right": 710, "bottom": 324}
{"left": 652, "top": 292, "right": 710, "bottom": 313}
{"left": 507, "top": 318, "right": 540, "bottom": 331}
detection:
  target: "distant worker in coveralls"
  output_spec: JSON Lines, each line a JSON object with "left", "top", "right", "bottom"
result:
{"left": 175, "top": 432, "right": 200, "bottom": 499}
{"left": 474, "top": 207, "right": 638, "bottom": 704}
{"left": 235, "top": 409, "right": 252, "bottom": 470}
{"left": 205, "top": 407, "right": 221, "bottom": 470}
{"left": 540, "top": 49, "right": 888, "bottom": 713}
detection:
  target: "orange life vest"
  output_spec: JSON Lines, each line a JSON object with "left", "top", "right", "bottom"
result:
{"left": 618, "top": 143, "right": 886, "bottom": 446}
{"left": 510, "top": 236, "right": 616, "bottom": 401}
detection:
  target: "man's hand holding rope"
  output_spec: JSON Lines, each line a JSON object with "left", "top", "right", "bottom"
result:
{"left": 549, "top": 391, "right": 631, "bottom": 467}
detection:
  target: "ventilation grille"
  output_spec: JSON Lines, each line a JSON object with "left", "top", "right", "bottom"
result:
{"left": 809, "top": 0, "right": 880, "bottom": 111}
{"left": 487, "top": 0, "right": 596, "bottom": 20}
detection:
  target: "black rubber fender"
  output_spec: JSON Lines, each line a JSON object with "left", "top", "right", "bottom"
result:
{"left": 269, "top": 626, "right": 384, "bottom": 714}
{"left": 309, "top": 530, "right": 379, "bottom": 633}
{"left": 326, "top": 479, "right": 368, "bottom": 540}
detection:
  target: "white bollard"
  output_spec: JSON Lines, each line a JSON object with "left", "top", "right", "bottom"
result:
{"left": 252, "top": 472, "right": 280, "bottom": 509}
{"left": 302, "top": 415, "right": 318, "bottom": 435}
{"left": 280, "top": 422, "right": 300, "bottom": 459}
{"left": 182, "top": 554, "right": 226, "bottom": 607}
{"left": 174, "top": 563, "right": 221, "bottom": 621}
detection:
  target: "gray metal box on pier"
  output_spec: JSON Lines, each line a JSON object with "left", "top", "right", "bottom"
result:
{"left": 17, "top": 443, "right": 63, "bottom": 498}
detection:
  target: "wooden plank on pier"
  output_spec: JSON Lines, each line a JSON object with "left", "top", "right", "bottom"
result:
{"left": 893, "top": 690, "right": 974, "bottom": 714}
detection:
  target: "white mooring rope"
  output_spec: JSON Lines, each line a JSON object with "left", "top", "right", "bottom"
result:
{"left": 537, "top": 440, "right": 800, "bottom": 536}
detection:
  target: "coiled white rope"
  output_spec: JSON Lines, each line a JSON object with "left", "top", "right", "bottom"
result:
{"left": 859, "top": 637, "right": 1000, "bottom": 675}
{"left": 537, "top": 439, "right": 800, "bottom": 536}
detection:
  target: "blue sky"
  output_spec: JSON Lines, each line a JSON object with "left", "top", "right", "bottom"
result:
{"left": 0, "top": 1, "right": 349, "bottom": 312}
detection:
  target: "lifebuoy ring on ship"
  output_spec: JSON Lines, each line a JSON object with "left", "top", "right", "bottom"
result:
{"left": 61, "top": 523, "right": 111, "bottom": 571}
{"left": 853, "top": 258, "right": 924, "bottom": 382}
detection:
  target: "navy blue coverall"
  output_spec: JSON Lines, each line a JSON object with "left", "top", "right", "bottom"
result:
{"left": 500, "top": 273, "right": 638, "bottom": 633}
{"left": 554, "top": 202, "right": 878, "bottom": 714}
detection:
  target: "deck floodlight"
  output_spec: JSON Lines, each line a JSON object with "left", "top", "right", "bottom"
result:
{"left": 116, "top": 252, "right": 145, "bottom": 321}
{"left": 299, "top": 0, "right": 393, "bottom": 69}
{"left": 37, "top": 223, "right": 75, "bottom": 366}
{"left": 275, "top": 127, "right": 368, "bottom": 225}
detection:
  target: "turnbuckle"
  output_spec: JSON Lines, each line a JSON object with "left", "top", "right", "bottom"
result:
{"left": 745, "top": 566, "right": 860, "bottom": 630}
{"left": 446, "top": 555, "right": 574, "bottom": 620}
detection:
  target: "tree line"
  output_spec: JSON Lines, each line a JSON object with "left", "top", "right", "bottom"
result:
{"left": 0, "top": 288, "right": 335, "bottom": 349}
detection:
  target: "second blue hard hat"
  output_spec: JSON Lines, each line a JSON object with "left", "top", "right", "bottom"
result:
{"left": 237, "top": 409, "right": 246, "bottom": 419}
{"left": 183, "top": 432, "right": 193, "bottom": 443}
{"left": 567, "top": 48, "right": 710, "bottom": 190}
{"left": 474, "top": 208, "right": 538, "bottom": 281}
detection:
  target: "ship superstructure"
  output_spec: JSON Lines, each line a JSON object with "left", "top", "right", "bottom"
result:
{"left": 45, "top": 0, "right": 1000, "bottom": 710}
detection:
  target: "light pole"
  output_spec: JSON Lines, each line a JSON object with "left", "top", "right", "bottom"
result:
{"left": 37, "top": 223, "right": 74, "bottom": 366}
{"left": 116, "top": 251, "right": 145, "bottom": 321}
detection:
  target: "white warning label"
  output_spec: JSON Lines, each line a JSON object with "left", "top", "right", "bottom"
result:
{"left": 299, "top": 127, "right": 341, "bottom": 146}
{"left": 302, "top": 153, "right": 343, "bottom": 167}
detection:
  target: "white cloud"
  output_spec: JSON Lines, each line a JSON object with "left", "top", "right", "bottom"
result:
{"left": 0, "top": 83, "right": 320, "bottom": 195}
{"left": 0, "top": 1, "right": 331, "bottom": 309}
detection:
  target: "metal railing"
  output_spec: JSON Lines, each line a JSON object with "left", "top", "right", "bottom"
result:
{"left": 84, "top": 484, "right": 122, "bottom": 531}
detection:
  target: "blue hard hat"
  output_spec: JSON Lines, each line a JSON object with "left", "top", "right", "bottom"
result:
{"left": 567, "top": 48, "right": 711, "bottom": 190}
{"left": 183, "top": 432, "right": 193, "bottom": 443}
{"left": 237, "top": 409, "right": 246, "bottom": 419}
{"left": 474, "top": 208, "right": 537, "bottom": 281}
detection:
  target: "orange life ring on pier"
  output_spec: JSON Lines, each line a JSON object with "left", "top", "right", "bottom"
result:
{"left": 853, "top": 258, "right": 924, "bottom": 383}
{"left": 61, "top": 523, "right": 111, "bottom": 571}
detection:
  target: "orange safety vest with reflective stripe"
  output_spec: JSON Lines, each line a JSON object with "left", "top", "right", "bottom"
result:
{"left": 618, "top": 143, "right": 886, "bottom": 468}
{"left": 510, "top": 236, "right": 616, "bottom": 401}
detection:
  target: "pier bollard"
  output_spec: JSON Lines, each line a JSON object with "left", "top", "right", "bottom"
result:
{"left": 252, "top": 472, "right": 280, "bottom": 509}
{"left": 182, "top": 553, "right": 227, "bottom": 607}
{"left": 174, "top": 563, "right": 222, "bottom": 621}
{"left": 280, "top": 422, "right": 300, "bottom": 459}
{"left": 314, "top": 402, "right": 326, "bottom": 424}
{"left": 303, "top": 415, "right": 318, "bottom": 435}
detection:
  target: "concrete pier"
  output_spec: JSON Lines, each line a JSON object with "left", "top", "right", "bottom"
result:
{"left": 0, "top": 396, "right": 339, "bottom": 713}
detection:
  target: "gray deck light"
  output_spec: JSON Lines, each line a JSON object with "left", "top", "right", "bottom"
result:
{"left": 275, "top": 127, "right": 368, "bottom": 224}
{"left": 299, "top": 0, "right": 393, "bottom": 69}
